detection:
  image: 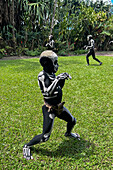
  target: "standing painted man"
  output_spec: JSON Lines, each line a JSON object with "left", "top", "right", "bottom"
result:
{"left": 84, "top": 35, "right": 102, "bottom": 66}
{"left": 46, "top": 35, "right": 55, "bottom": 51}
{"left": 23, "top": 50, "right": 80, "bottom": 160}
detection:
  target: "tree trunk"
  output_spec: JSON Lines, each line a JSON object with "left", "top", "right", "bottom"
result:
{"left": 31, "top": 39, "right": 34, "bottom": 50}
{"left": 5, "top": 0, "right": 9, "bottom": 24}
{"left": 50, "top": 0, "right": 57, "bottom": 35}
{"left": 0, "top": 0, "right": 10, "bottom": 34}
{"left": 10, "top": 0, "right": 16, "bottom": 48}
{"left": 0, "top": 0, "right": 3, "bottom": 26}
{"left": 25, "top": 30, "right": 28, "bottom": 48}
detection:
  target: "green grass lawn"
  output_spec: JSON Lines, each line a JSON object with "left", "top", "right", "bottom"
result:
{"left": 0, "top": 55, "right": 113, "bottom": 169}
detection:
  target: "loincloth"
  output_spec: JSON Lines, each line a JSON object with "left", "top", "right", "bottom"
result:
{"left": 44, "top": 101, "right": 65, "bottom": 115}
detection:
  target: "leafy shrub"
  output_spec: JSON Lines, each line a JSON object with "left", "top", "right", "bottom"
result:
{"left": 0, "top": 53, "right": 3, "bottom": 59}
{"left": 24, "top": 50, "right": 41, "bottom": 56}
{"left": 0, "top": 48, "right": 7, "bottom": 57}
{"left": 57, "top": 49, "right": 67, "bottom": 56}
{"left": 57, "top": 49, "right": 88, "bottom": 56}
{"left": 24, "top": 46, "right": 47, "bottom": 56}
{"left": 5, "top": 46, "right": 14, "bottom": 55}
{"left": 15, "top": 46, "right": 25, "bottom": 56}
{"left": 74, "top": 49, "right": 88, "bottom": 55}
{"left": 37, "top": 46, "right": 47, "bottom": 52}
{"left": 55, "top": 40, "right": 67, "bottom": 51}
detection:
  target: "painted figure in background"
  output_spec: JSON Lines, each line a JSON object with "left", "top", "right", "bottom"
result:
{"left": 46, "top": 35, "right": 55, "bottom": 50}
{"left": 84, "top": 35, "right": 102, "bottom": 66}
{"left": 23, "top": 50, "right": 80, "bottom": 160}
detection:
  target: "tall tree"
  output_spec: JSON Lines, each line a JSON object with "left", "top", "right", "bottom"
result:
{"left": 10, "top": 0, "right": 16, "bottom": 48}
{"left": 50, "top": 0, "right": 57, "bottom": 35}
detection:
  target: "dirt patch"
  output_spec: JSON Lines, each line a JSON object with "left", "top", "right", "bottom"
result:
{"left": 0, "top": 51, "right": 113, "bottom": 60}
{"left": 95, "top": 51, "right": 113, "bottom": 56}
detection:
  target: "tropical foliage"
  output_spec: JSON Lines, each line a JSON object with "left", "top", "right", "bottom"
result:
{"left": 0, "top": 0, "right": 113, "bottom": 56}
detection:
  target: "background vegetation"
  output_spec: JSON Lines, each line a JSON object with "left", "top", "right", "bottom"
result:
{"left": 0, "top": 55, "right": 113, "bottom": 169}
{"left": 0, "top": 0, "right": 113, "bottom": 57}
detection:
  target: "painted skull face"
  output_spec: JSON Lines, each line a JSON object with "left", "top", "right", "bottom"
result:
{"left": 40, "top": 50, "right": 59, "bottom": 73}
{"left": 87, "top": 35, "right": 92, "bottom": 41}
{"left": 51, "top": 56, "right": 59, "bottom": 73}
{"left": 49, "top": 35, "right": 53, "bottom": 40}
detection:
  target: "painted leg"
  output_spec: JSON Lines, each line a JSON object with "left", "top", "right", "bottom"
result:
{"left": 23, "top": 105, "right": 55, "bottom": 159}
{"left": 58, "top": 107, "right": 80, "bottom": 140}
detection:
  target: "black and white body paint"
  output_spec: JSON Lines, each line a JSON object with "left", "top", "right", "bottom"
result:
{"left": 85, "top": 35, "right": 102, "bottom": 65}
{"left": 46, "top": 35, "right": 55, "bottom": 50}
{"left": 25, "top": 50, "right": 78, "bottom": 149}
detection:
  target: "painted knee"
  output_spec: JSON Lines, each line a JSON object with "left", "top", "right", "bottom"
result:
{"left": 72, "top": 118, "right": 76, "bottom": 125}
{"left": 42, "top": 133, "right": 50, "bottom": 142}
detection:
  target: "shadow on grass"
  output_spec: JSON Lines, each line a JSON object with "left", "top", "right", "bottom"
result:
{"left": 0, "top": 59, "right": 41, "bottom": 71}
{"left": 89, "top": 64, "right": 100, "bottom": 66}
{"left": 0, "top": 58, "right": 84, "bottom": 72}
{"left": 31, "top": 137, "right": 95, "bottom": 159}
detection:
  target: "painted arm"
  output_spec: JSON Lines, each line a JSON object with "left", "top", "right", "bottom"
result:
{"left": 86, "top": 39, "right": 94, "bottom": 49}
{"left": 109, "top": 41, "right": 113, "bottom": 44}
{"left": 38, "top": 72, "right": 71, "bottom": 96}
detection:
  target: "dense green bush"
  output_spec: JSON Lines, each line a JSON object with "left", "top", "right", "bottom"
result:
{"left": 74, "top": 49, "right": 88, "bottom": 55}
{"left": 24, "top": 46, "right": 47, "bottom": 56}
{"left": 0, "top": 53, "right": 3, "bottom": 59}
{"left": 24, "top": 50, "right": 41, "bottom": 56}
{"left": 57, "top": 49, "right": 67, "bottom": 56}
{"left": 57, "top": 49, "right": 88, "bottom": 56}
{"left": 0, "top": 48, "right": 7, "bottom": 57}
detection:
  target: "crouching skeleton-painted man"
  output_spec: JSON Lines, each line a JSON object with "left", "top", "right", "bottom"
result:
{"left": 23, "top": 50, "right": 80, "bottom": 160}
